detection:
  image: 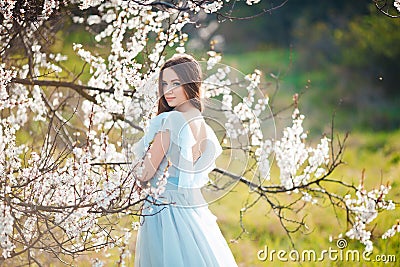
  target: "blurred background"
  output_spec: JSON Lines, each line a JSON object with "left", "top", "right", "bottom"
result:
{"left": 184, "top": 1, "right": 400, "bottom": 134}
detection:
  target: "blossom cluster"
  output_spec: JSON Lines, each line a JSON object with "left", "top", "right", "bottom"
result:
{"left": 246, "top": 0, "right": 262, "bottom": 5}
{"left": 0, "top": 65, "right": 19, "bottom": 258}
{"left": 0, "top": 0, "right": 63, "bottom": 55}
{"left": 0, "top": 0, "right": 16, "bottom": 21}
{"left": 202, "top": 62, "right": 329, "bottom": 192}
{"left": 382, "top": 220, "right": 400, "bottom": 239}
{"left": 42, "top": 0, "right": 60, "bottom": 20}
{"left": 272, "top": 109, "right": 330, "bottom": 190}
{"left": 395, "top": 0, "right": 400, "bottom": 12}
{"left": 344, "top": 182, "right": 396, "bottom": 252}
{"left": 0, "top": 203, "right": 15, "bottom": 258}
{"left": 202, "top": 1, "right": 224, "bottom": 13}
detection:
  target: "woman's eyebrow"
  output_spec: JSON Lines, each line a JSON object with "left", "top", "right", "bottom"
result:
{"left": 163, "top": 79, "right": 180, "bottom": 82}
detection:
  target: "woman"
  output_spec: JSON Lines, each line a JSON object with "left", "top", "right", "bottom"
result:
{"left": 134, "top": 54, "right": 238, "bottom": 267}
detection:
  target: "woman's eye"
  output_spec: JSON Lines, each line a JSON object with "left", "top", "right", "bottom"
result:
{"left": 162, "top": 82, "right": 167, "bottom": 87}
{"left": 173, "top": 82, "right": 180, "bottom": 86}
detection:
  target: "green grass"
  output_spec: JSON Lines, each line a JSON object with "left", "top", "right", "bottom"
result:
{"left": 222, "top": 49, "right": 296, "bottom": 76}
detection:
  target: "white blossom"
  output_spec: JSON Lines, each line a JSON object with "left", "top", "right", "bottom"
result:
{"left": 382, "top": 221, "right": 400, "bottom": 239}
{"left": 343, "top": 181, "right": 395, "bottom": 251}
{"left": 79, "top": 0, "right": 103, "bottom": 10}
{"left": 41, "top": 0, "right": 60, "bottom": 20}
{"left": 203, "top": 1, "right": 223, "bottom": 13}
{"left": 395, "top": 0, "right": 400, "bottom": 12}
{"left": 206, "top": 51, "right": 222, "bottom": 70}
{"left": 246, "top": 0, "right": 262, "bottom": 5}
{"left": 87, "top": 15, "right": 102, "bottom": 25}
{"left": 273, "top": 109, "right": 330, "bottom": 190}
{"left": 0, "top": 203, "right": 15, "bottom": 258}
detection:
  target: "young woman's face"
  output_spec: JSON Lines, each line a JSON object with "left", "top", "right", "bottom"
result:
{"left": 161, "top": 68, "right": 188, "bottom": 108}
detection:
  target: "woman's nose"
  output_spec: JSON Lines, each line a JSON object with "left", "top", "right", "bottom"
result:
{"left": 165, "top": 86, "right": 174, "bottom": 94}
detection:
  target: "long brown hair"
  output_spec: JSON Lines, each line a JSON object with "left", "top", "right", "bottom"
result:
{"left": 157, "top": 54, "right": 203, "bottom": 115}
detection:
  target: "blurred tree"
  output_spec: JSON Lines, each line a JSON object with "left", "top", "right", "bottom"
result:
{"left": 215, "top": 0, "right": 369, "bottom": 51}
{"left": 336, "top": 5, "right": 400, "bottom": 96}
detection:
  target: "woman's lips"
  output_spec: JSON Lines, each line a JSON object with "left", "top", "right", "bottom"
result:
{"left": 165, "top": 97, "right": 175, "bottom": 101}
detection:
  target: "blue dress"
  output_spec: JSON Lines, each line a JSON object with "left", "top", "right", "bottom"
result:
{"left": 133, "top": 110, "right": 238, "bottom": 267}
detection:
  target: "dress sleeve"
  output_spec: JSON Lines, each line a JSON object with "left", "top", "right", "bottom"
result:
{"left": 132, "top": 112, "right": 171, "bottom": 160}
{"left": 132, "top": 111, "right": 197, "bottom": 185}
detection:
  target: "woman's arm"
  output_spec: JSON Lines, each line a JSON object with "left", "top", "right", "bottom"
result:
{"left": 138, "top": 130, "right": 170, "bottom": 182}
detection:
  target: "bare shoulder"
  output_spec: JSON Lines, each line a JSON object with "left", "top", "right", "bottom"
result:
{"left": 179, "top": 109, "right": 203, "bottom": 121}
